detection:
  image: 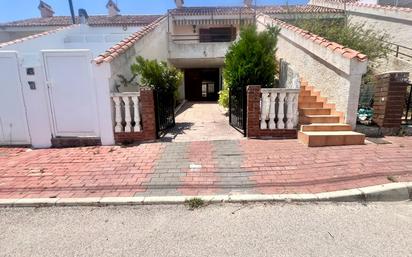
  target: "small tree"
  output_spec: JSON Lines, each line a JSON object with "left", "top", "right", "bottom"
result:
{"left": 131, "top": 56, "right": 182, "bottom": 98}
{"left": 223, "top": 25, "right": 280, "bottom": 90}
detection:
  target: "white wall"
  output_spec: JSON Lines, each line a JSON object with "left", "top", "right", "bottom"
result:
{"left": 257, "top": 14, "right": 368, "bottom": 127}
{"left": 0, "top": 25, "right": 126, "bottom": 147}
{"left": 63, "top": 25, "right": 143, "bottom": 57}
{"left": 109, "top": 18, "right": 169, "bottom": 92}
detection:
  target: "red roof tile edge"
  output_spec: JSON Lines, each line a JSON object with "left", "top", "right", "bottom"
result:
{"left": 257, "top": 13, "right": 368, "bottom": 62}
{"left": 0, "top": 25, "right": 78, "bottom": 49}
{"left": 94, "top": 16, "right": 167, "bottom": 65}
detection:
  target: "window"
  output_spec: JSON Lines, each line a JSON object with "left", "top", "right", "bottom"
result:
{"left": 199, "top": 27, "right": 236, "bottom": 43}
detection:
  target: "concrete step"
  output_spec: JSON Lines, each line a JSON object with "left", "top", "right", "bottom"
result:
{"left": 298, "top": 131, "right": 365, "bottom": 147}
{"left": 298, "top": 102, "right": 324, "bottom": 108}
{"left": 300, "top": 123, "right": 353, "bottom": 132}
{"left": 298, "top": 95, "right": 318, "bottom": 103}
{"left": 299, "top": 108, "right": 331, "bottom": 115}
{"left": 303, "top": 115, "right": 340, "bottom": 124}
{"left": 299, "top": 90, "right": 312, "bottom": 96}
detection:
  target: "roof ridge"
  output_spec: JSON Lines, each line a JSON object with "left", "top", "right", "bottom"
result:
{"left": 0, "top": 25, "right": 78, "bottom": 49}
{"left": 94, "top": 15, "right": 167, "bottom": 64}
{"left": 257, "top": 13, "right": 367, "bottom": 62}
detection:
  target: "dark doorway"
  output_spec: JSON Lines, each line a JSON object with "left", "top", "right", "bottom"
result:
{"left": 184, "top": 68, "right": 220, "bottom": 101}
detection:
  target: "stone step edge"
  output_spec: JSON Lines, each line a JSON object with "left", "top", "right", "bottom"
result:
{"left": 0, "top": 182, "right": 410, "bottom": 207}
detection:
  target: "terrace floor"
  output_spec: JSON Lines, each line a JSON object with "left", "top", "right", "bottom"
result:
{"left": 161, "top": 102, "right": 244, "bottom": 142}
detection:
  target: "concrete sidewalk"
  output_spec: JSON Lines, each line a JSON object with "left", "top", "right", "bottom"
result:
{"left": 0, "top": 137, "right": 411, "bottom": 201}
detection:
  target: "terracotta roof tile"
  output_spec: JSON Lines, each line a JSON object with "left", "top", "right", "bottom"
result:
{"left": 0, "top": 15, "right": 162, "bottom": 28}
{"left": 0, "top": 25, "right": 77, "bottom": 49}
{"left": 258, "top": 13, "right": 368, "bottom": 62}
{"left": 94, "top": 16, "right": 166, "bottom": 64}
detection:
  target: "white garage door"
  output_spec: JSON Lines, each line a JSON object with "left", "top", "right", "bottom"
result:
{"left": 0, "top": 51, "right": 31, "bottom": 145}
{"left": 42, "top": 50, "right": 99, "bottom": 137}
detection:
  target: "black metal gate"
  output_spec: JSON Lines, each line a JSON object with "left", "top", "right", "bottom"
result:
{"left": 229, "top": 87, "right": 246, "bottom": 136}
{"left": 403, "top": 83, "right": 412, "bottom": 125}
{"left": 154, "top": 89, "right": 175, "bottom": 137}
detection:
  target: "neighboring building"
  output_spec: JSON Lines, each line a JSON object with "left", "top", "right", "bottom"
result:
{"left": 0, "top": 1, "right": 161, "bottom": 43}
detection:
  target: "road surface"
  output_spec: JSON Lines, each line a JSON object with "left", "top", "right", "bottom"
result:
{"left": 0, "top": 202, "right": 411, "bottom": 257}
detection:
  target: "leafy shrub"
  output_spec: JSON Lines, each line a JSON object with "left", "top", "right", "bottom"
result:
{"left": 218, "top": 83, "right": 229, "bottom": 108}
{"left": 224, "top": 25, "right": 280, "bottom": 90}
{"left": 131, "top": 56, "right": 183, "bottom": 98}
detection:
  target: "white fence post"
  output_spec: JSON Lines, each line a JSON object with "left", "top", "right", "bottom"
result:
{"left": 131, "top": 95, "right": 141, "bottom": 132}
{"left": 112, "top": 96, "right": 123, "bottom": 132}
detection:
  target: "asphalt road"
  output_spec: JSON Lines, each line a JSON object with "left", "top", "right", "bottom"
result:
{"left": 0, "top": 202, "right": 411, "bottom": 257}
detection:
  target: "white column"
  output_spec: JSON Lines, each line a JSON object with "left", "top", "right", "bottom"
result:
{"left": 260, "top": 92, "right": 269, "bottom": 129}
{"left": 112, "top": 96, "right": 123, "bottom": 132}
{"left": 131, "top": 95, "right": 141, "bottom": 132}
{"left": 286, "top": 93, "right": 294, "bottom": 129}
{"left": 293, "top": 92, "right": 299, "bottom": 127}
{"left": 268, "top": 92, "right": 276, "bottom": 129}
{"left": 277, "top": 92, "right": 286, "bottom": 129}
{"left": 123, "top": 96, "right": 132, "bottom": 133}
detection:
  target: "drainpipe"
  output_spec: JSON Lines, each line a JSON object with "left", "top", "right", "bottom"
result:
{"left": 68, "top": 0, "right": 76, "bottom": 24}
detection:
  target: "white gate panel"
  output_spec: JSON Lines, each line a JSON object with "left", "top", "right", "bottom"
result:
{"left": 0, "top": 52, "right": 31, "bottom": 145}
{"left": 43, "top": 50, "right": 99, "bottom": 137}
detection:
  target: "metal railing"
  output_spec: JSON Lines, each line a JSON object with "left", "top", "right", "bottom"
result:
{"left": 171, "top": 33, "right": 236, "bottom": 43}
{"left": 386, "top": 41, "right": 412, "bottom": 60}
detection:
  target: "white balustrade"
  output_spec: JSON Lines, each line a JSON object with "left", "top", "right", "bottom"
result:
{"left": 111, "top": 92, "right": 142, "bottom": 133}
{"left": 260, "top": 88, "right": 300, "bottom": 130}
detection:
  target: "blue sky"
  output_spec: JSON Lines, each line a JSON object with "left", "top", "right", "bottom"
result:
{"left": 0, "top": 0, "right": 309, "bottom": 23}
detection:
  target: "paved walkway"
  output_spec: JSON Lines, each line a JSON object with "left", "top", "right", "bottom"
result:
{"left": 0, "top": 137, "right": 411, "bottom": 199}
{"left": 162, "top": 102, "right": 244, "bottom": 142}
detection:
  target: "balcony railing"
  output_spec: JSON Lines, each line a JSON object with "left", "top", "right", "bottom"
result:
{"left": 171, "top": 32, "right": 236, "bottom": 43}
{"left": 260, "top": 88, "right": 300, "bottom": 130}
{"left": 111, "top": 92, "right": 141, "bottom": 133}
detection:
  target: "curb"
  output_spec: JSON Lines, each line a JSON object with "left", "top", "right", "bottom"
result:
{"left": 0, "top": 182, "right": 411, "bottom": 208}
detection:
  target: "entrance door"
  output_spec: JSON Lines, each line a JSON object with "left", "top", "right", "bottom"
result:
{"left": 185, "top": 68, "right": 220, "bottom": 101}
{"left": 42, "top": 50, "right": 99, "bottom": 137}
{"left": 0, "top": 52, "right": 31, "bottom": 145}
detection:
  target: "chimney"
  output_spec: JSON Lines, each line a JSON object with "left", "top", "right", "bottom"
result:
{"left": 175, "top": 0, "right": 184, "bottom": 8}
{"left": 244, "top": 0, "right": 253, "bottom": 7}
{"left": 106, "top": 0, "right": 120, "bottom": 17}
{"left": 78, "top": 9, "right": 89, "bottom": 24}
{"left": 38, "top": 0, "right": 54, "bottom": 18}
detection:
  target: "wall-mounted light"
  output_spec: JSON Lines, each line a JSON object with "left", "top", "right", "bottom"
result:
{"left": 192, "top": 24, "right": 197, "bottom": 33}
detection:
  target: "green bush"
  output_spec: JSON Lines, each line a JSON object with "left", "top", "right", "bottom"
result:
{"left": 218, "top": 84, "right": 229, "bottom": 108}
{"left": 224, "top": 25, "right": 280, "bottom": 90}
{"left": 131, "top": 56, "right": 182, "bottom": 98}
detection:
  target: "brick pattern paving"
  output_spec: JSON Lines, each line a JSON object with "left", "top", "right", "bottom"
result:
{"left": 162, "top": 102, "right": 244, "bottom": 142}
{"left": 0, "top": 137, "right": 411, "bottom": 199}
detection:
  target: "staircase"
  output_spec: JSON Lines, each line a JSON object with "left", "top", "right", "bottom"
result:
{"left": 298, "top": 81, "right": 365, "bottom": 147}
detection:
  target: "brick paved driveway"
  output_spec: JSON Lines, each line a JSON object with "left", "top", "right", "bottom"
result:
{"left": 0, "top": 137, "right": 411, "bottom": 199}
